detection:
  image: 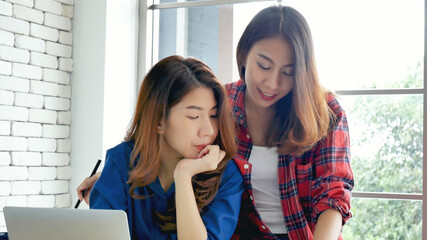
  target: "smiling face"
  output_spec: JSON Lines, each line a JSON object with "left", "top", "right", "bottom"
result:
{"left": 158, "top": 87, "right": 219, "bottom": 161}
{"left": 243, "top": 36, "right": 295, "bottom": 110}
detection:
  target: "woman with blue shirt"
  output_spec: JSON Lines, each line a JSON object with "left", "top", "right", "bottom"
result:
{"left": 89, "top": 55, "right": 244, "bottom": 239}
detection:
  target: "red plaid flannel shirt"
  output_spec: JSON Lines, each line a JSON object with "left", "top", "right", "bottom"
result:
{"left": 226, "top": 79, "right": 354, "bottom": 240}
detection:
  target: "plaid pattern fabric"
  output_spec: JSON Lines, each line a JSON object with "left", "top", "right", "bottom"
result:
{"left": 227, "top": 79, "right": 354, "bottom": 240}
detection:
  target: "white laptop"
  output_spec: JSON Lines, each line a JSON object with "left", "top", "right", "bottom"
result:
{"left": 3, "top": 206, "right": 131, "bottom": 240}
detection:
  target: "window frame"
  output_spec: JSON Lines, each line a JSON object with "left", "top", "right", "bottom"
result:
{"left": 139, "top": 0, "right": 427, "bottom": 238}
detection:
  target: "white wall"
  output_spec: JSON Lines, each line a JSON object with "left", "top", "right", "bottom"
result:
{"left": 69, "top": 0, "right": 106, "bottom": 209}
{"left": 70, "top": 0, "right": 137, "bottom": 209}
{"left": 0, "top": 0, "right": 75, "bottom": 232}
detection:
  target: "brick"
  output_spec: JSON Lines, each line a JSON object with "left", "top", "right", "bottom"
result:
{"left": 15, "top": 92, "right": 44, "bottom": 108}
{"left": 0, "top": 182, "right": 11, "bottom": 195}
{"left": 28, "top": 137, "right": 56, "bottom": 152}
{"left": 0, "top": 121, "right": 10, "bottom": 136}
{"left": 11, "top": 152, "right": 42, "bottom": 166}
{"left": 0, "top": 152, "right": 11, "bottom": 165}
{"left": 0, "top": 29, "right": 14, "bottom": 46}
{"left": 44, "top": 13, "right": 71, "bottom": 31}
{"left": 12, "top": 122, "right": 42, "bottom": 137}
{"left": 0, "top": 45, "right": 29, "bottom": 63}
{"left": 58, "top": 57, "right": 72, "bottom": 72}
{"left": 56, "top": 139, "right": 70, "bottom": 153}
{"left": 44, "top": 96, "right": 70, "bottom": 110}
{"left": 56, "top": 0, "right": 74, "bottom": 5}
{"left": 0, "top": 89, "right": 14, "bottom": 105}
{"left": 0, "top": 75, "right": 29, "bottom": 92}
{"left": 12, "top": 62, "right": 43, "bottom": 80}
{"left": 0, "top": 1, "right": 12, "bottom": 16}
{"left": 43, "top": 124, "right": 69, "bottom": 138}
{"left": 11, "top": 181, "right": 41, "bottom": 195}
{"left": 41, "top": 180, "right": 68, "bottom": 194}
{"left": 42, "top": 152, "right": 69, "bottom": 166}
{"left": 58, "top": 31, "right": 72, "bottom": 45}
{"left": 0, "top": 105, "right": 28, "bottom": 121}
{"left": 62, "top": 5, "right": 73, "bottom": 18}
{"left": 57, "top": 111, "right": 70, "bottom": 124}
{"left": 30, "top": 51, "right": 58, "bottom": 69}
{"left": 0, "top": 166, "right": 27, "bottom": 180}
{"left": 30, "top": 80, "right": 58, "bottom": 96}
{"left": 30, "top": 23, "right": 58, "bottom": 42}
{"left": 0, "top": 59, "right": 12, "bottom": 75}
{"left": 58, "top": 84, "right": 70, "bottom": 98}
{"left": 15, "top": 35, "right": 45, "bottom": 52}
{"left": 0, "top": 136, "right": 27, "bottom": 151}
{"left": 4, "top": 0, "right": 34, "bottom": 8}
{"left": 57, "top": 166, "right": 70, "bottom": 179}
{"left": 13, "top": 4, "right": 44, "bottom": 24}
{"left": 34, "top": 0, "right": 62, "bottom": 15}
{"left": 28, "top": 194, "right": 55, "bottom": 207}
{"left": 28, "top": 167, "right": 56, "bottom": 180}
{"left": 46, "top": 41, "right": 72, "bottom": 58}
{"left": 55, "top": 193, "right": 69, "bottom": 208}
{"left": 0, "top": 15, "right": 29, "bottom": 35}
{"left": 29, "top": 108, "right": 57, "bottom": 124}
{"left": 43, "top": 68, "right": 70, "bottom": 84}
{"left": 0, "top": 196, "right": 27, "bottom": 208}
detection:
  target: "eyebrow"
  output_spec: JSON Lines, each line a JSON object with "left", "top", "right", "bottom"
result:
{"left": 257, "top": 54, "right": 295, "bottom": 68}
{"left": 185, "top": 105, "right": 218, "bottom": 110}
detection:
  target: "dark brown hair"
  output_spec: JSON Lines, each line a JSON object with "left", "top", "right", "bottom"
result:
{"left": 124, "top": 55, "right": 236, "bottom": 231}
{"left": 236, "top": 5, "right": 336, "bottom": 155}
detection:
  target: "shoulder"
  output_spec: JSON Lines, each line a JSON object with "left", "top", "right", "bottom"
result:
{"left": 327, "top": 92, "right": 346, "bottom": 118}
{"left": 105, "top": 141, "right": 134, "bottom": 168}
{"left": 220, "top": 159, "right": 244, "bottom": 185}
{"left": 225, "top": 79, "right": 244, "bottom": 95}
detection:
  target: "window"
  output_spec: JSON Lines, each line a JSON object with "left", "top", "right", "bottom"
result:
{"left": 141, "top": 0, "right": 425, "bottom": 238}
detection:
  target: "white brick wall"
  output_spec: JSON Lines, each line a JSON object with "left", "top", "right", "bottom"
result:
{"left": 0, "top": 152, "right": 11, "bottom": 165}
{"left": 0, "top": 0, "right": 74, "bottom": 230}
{"left": 0, "top": 1, "right": 12, "bottom": 16}
{"left": 0, "top": 29, "right": 14, "bottom": 46}
{"left": 11, "top": 152, "right": 42, "bottom": 166}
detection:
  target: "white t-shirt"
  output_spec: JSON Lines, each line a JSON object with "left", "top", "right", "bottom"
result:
{"left": 249, "top": 145, "right": 288, "bottom": 234}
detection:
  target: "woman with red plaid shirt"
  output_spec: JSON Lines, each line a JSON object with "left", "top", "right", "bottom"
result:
{"left": 77, "top": 5, "right": 353, "bottom": 240}
{"left": 227, "top": 5, "right": 353, "bottom": 240}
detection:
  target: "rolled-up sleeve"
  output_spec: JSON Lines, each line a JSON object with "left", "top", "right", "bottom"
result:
{"left": 311, "top": 98, "right": 354, "bottom": 225}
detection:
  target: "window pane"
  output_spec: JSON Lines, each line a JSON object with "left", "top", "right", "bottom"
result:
{"left": 341, "top": 95, "right": 423, "bottom": 193}
{"left": 288, "top": 0, "right": 424, "bottom": 90}
{"left": 154, "top": 2, "right": 275, "bottom": 83}
{"left": 343, "top": 198, "right": 422, "bottom": 239}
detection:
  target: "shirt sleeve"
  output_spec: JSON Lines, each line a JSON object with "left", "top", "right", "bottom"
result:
{"left": 201, "top": 159, "right": 245, "bottom": 240}
{"left": 311, "top": 98, "right": 354, "bottom": 225}
{"left": 89, "top": 147, "right": 129, "bottom": 211}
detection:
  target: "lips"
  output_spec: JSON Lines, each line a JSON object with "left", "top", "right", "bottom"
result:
{"left": 257, "top": 88, "right": 277, "bottom": 101}
{"left": 196, "top": 144, "right": 208, "bottom": 151}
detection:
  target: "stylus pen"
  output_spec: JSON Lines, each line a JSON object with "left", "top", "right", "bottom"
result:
{"left": 74, "top": 159, "right": 102, "bottom": 209}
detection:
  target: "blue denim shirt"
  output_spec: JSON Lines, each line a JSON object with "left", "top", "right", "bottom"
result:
{"left": 90, "top": 141, "right": 244, "bottom": 240}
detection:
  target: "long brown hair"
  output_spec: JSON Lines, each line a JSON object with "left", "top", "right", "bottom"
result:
{"left": 124, "top": 55, "right": 236, "bottom": 231}
{"left": 236, "top": 5, "right": 336, "bottom": 155}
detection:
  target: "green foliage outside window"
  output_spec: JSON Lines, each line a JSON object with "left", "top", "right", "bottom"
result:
{"left": 342, "top": 62, "right": 423, "bottom": 239}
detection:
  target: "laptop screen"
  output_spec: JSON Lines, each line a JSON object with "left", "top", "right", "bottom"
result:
{"left": 3, "top": 206, "right": 130, "bottom": 240}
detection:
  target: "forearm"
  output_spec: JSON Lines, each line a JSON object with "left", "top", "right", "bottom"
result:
{"left": 313, "top": 209, "right": 342, "bottom": 240}
{"left": 175, "top": 174, "right": 207, "bottom": 240}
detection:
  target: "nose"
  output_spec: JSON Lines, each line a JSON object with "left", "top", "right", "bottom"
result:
{"left": 199, "top": 117, "right": 216, "bottom": 138}
{"left": 265, "top": 71, "right": 281, "bottom": 90}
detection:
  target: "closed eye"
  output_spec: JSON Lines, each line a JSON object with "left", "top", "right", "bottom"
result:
{"left": 187, "top": 116, "right": 199, "bottom": 120}
{"left": 283, "top": 70, "right": 294, "bottom": 76}
{"left": 257, "top": 62, "right": 270, "bottom": 70}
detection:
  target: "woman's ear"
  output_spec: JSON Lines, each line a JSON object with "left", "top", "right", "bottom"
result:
{"left": 157, "top": 121, "right": 165, "bottom": 134}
